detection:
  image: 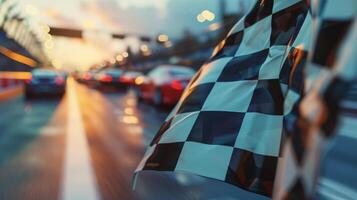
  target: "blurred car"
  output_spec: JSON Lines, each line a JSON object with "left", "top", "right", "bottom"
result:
{"left": 25, "top": 69, "right": 66, "bottom": 98}
{"left": 119, "top": 71, "right": 143, "bottom": 87}
{"left": 95, "top": 69, "right": 123, "bottom": 89}
{"left": 135, "top": 65, "right": 195, "bottom": 106}
{"left": 76, "top": 70, "right": 97, "bottom": 86}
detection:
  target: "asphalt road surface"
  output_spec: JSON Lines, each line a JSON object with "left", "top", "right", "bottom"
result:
{"left": 0, "top": 79, "right": 356, "bottom": 200}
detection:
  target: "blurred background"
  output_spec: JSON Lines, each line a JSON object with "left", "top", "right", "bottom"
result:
{"left": 0, "top": 0, "right": 356, "bottom": 200}
{"left": 0, "top": 0, "right": 253, "bottom": 72}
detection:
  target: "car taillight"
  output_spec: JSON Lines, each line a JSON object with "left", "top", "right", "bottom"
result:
{"left": 171, "top": 80, "right": 184, "bottom": 90}
{"left": 55, "top": 77, "right": 65, "bottom": 85}
{"left": 101, "top": 75, "right": 113, "bottom": 82}
{"left": 25, "top": 77, "right": 32, "bottom": 84}
{"left": 83, "top": 73, "right": 92, "bottom": 80}
{"left": 119, "top": 76, "right": 130, "bottom": 83}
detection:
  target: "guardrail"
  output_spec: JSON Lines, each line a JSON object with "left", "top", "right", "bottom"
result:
{"left": 0, "top": 78, "right": 21, "bottom": 90}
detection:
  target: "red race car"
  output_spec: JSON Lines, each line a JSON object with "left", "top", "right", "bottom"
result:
{"left": 119, "top": 71, "right": 143, "bottom": 87}
{"left": 94, "top": 69, "right": 123, "bottom": 89}
{"left": 135, "top": 65, "right": 195, "bottom": 106}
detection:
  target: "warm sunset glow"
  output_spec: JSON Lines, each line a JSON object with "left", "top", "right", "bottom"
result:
{"left": 197, "top": 9, "right": 215, "bottom": 23}
{"left": 158, "top": 34, "right": 169, "bottom": 43}
{"left": 116, "top": 55, "right": 124, "bottom": 62}
{"left": 208, "top": 22, "right": 221, "bottom": 31}
{"left": 140, "top": 44, "right": 149, "bottom": 52}
{"left": 122, "top": 116, "right": 139, "bottom": 124}
{"left": 124, "top": 107, "right": 135, "bottom": 115}
{"left": 122, "top": 52, "right": 129, "bottom": 58}
{"left": 135, "top": 76, "right": 145, "bottom": 85}
{"left": 24, "top": 4, "right": 39, "bottom": 16}
{"left": 126, "top": 98, "right": 136, "bottom": 106}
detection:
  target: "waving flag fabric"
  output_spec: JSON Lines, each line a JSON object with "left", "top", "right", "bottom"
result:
{"left": 134, "top": 0, "right": 312, "bottom": 198}
{"left": 273, "top": 0, "right": 357, "bottom": 199}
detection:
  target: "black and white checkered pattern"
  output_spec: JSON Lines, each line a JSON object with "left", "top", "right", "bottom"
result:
{"left": 135, "top": 0, "right": 312, "bottom": 198}
{"left": 273, "top": 0, "right": 357, "bottom": 199}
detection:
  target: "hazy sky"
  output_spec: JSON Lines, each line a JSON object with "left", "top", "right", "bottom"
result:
{"left": 17, "top": 0, "right": 253, "bottom": 69}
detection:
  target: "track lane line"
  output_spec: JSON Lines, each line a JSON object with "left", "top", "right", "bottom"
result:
{"left": 61, "top": 78, "right": 100, "bottom": 200}
{"left": 317, "top": 177, "right": 357, "bottom": 200}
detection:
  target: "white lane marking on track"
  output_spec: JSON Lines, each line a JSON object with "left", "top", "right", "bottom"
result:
{"left": 318, "top": 177, "right": 357, "bottom": 200}
{"left": 337, "top": 115, "right": 357, "bottom": 139}
{"left": 61, "top": 78, "right": 100, "bottom": 200}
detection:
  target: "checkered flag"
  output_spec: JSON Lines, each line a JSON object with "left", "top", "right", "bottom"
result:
{"left": 273, "top": 0, "right": 357, "bottom": 199}
{"left": 134, "top": 0, "right": 312, "bottom": 198}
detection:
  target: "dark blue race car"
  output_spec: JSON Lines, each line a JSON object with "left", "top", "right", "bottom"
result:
{"left": 25, "top": 69, "right": 66, "bottom": 98}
